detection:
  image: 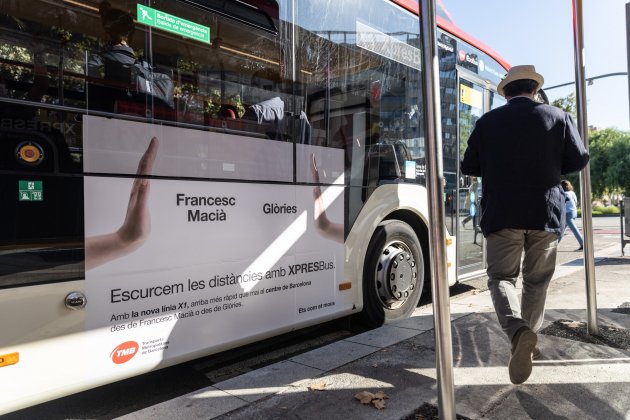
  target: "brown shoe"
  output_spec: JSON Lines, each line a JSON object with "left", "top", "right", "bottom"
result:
{"left": 509, "top": 327, "right": 537, "bottom": 384}
{"left": 512, "top": 345, "right": 541, "bottom": 360}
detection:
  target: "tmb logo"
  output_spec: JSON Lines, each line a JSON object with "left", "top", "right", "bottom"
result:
{"left": 110, "top": 341, "right": 139, "bottom": 364}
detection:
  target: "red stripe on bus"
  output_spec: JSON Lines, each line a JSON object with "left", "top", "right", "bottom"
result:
{"left": 390, "top": 0, "right": 511, "bottom": 72}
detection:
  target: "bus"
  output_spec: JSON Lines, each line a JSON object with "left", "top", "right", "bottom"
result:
{"left": 0, "top": 0, "right": 508, "bottom": 413}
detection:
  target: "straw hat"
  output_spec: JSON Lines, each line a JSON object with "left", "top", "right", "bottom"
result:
{"left": 497, "top": 65, "right": 544, "bottom": 97}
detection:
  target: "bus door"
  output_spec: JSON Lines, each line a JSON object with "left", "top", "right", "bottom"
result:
{"left": 456, "top": 75, "right": 493, "bottom": 277}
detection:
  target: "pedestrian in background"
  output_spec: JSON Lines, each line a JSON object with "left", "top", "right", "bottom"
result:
{"left": 460, "top": 65, "right": 589, "bottom": 384}
{"left": 560, "top": 179, "right": 584, "bottom": 250}
{"left": 461, "top": 176, "right": 479, "bottom": 229}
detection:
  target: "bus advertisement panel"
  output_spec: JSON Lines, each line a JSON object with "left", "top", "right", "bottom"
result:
{"left": 83, "top": 115, "right": 346, "bottom": 373}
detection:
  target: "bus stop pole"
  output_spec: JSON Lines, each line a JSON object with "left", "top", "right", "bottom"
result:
{"left": 419, "top": 1, "right": 456, "bottom": 418}
{"left": 627, "top": 3, "right": 630, "bottom": 126}
{"left": 572, "top": 0, "right": 599, "bottom": 334}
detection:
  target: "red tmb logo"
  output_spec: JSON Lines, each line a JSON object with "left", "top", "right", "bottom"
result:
{"left": 110, "top": 341, "right": 139, "bottom": 364}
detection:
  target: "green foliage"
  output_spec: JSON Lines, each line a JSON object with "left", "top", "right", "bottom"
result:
{"left": 0, "top": 25, "right": 99, "bottom": 98}
{"left": 551, "top": 94, "right": 630, "bottom": 199}
{"left": 589, "top": 128, "right": 630, "bottom": 196}
{"left": 202, "top": 90, "right": 245, "bottom": 118}
{"left": 578, "top": 206, "right": 620, "bottom": 217}
{"left": 594, "top": 205, "right": 620, "bottom": 214}
{"left": 551, "top": 92, "right": 576, "bottom": 117}
{"left": 0, "top": 43, "right": 31, "bottom": 80}
{"left": 177, "top": 57, "right": 201, "bottom": 72}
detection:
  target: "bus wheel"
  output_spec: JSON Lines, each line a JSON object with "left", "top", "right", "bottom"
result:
{"left": 361, "top": 220, "right": 424, "bottom": 328}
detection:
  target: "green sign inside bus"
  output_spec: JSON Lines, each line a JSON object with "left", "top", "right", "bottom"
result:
{"left": 136, "top": 4, "right": 210, "bottom": 44}
{"left": 18, "top": 180, "right": 43, "bottom": 201}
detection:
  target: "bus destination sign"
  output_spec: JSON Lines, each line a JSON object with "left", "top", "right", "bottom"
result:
{"left": 136, "top": 4, "right": 210, "bottom": 44}
{"left": 18, "top": 180, "right": 43, "bottom": 201}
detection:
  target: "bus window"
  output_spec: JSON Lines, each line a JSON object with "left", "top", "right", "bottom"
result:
{"left": 295, "top": 0, "right": 426, "bottom": 229}
{"left": 146, "top": 0, "right": 293, "bottom": 139}
{"left": 0, "top": 103, "right": 84, "bottom": 287}
{"left": 80, "top": 0, "right": 295, "bottom": 184}
{"left": 0, "top": 3, "right": 94, "bottom": 110}
{"left": 86, "top": 2, "right": 175, "bottom": 116}
{"left": 0, "top": 2, "right": 86, "bottom": 287}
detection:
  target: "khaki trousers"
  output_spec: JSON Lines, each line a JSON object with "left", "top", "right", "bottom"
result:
{"left": 486, "top": 229, "right": 558, "bottom": 341}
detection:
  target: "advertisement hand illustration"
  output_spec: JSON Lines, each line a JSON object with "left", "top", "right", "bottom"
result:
{"left": 85, "top": 137, "right": 159, "bottom": 270}
{"left": 311, "top": 153, "right": 343, "bottom": 243}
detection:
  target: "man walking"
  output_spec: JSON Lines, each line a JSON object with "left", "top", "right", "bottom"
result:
{"left": 460, "top": 65, "right": 589, "bottom": 384}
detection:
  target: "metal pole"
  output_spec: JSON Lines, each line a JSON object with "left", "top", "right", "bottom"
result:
{"left": 544, "top": 72, "right": 628, "bottom": 91}
{"left": 626, "top": 3, "right": 630, "bottom": 124}
{"left": 419, "top": 1, "right": 456, "bottom": 418}
{"left": 572, "top": 0, "right": 599, "bottom": 334}
{"left": 619, "top": 199, "right": 626, "bottom": 257}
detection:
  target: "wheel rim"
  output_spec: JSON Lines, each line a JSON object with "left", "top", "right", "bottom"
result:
{"left": 375, "top": 240, "right": 418, "bottom": 310}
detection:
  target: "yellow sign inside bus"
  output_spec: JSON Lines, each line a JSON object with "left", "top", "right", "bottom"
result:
{"left": 460, "top": 84, "right": 483, "bottom": 109}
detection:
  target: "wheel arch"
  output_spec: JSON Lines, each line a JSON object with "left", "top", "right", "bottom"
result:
{"left": 383, "top": 209, "right": 431, "bottom": 293}
{"left": 345, "top": 184, "right": 432, "bottom": 314}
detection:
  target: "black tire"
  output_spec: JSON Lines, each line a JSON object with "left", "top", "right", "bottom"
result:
{"left": 360, "top": 220, "right": 425, "bottom": 328}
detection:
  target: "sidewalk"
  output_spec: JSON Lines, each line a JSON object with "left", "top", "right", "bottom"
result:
{"left": 119, "top": 244, "right": 630, "bottom": 420}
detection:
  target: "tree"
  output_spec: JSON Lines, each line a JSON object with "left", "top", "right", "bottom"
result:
{"left": 589, "top": 128, "right": 630, "bottom": 197}
{"left": 551, "top": 92, "right": 576, "bottom": 117}
{"left": 550, "top": 94, "right": 630, "bottom": 199}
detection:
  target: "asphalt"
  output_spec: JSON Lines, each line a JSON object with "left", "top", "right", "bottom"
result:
{"left": 117, "top": 242, "right": 630, "bottom": 420}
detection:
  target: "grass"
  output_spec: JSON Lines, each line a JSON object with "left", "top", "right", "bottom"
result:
{"left": 578, "top": 205, "right": 621, "bottom": 217}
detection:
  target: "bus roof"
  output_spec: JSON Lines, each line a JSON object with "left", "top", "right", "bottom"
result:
{"left": 392, "top": 0, "right": 511, "bottom": 72}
